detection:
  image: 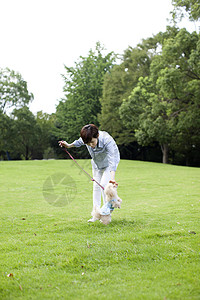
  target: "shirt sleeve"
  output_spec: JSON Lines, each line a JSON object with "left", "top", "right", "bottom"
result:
{"left": 105, "top": 140, "right": 119, "bottom": 172}
{"left": 72, "top": 137, "right": 84, "bottom": 147}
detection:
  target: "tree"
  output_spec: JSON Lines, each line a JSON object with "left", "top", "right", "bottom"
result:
{"left": 0, "top": 111, "right": 14, "bottom": 159}
{"left": 35, "top": 111, "right": 56, "bottom": 159}
{"left": 172, "top": 0, "right": 200, "bottom": 21}
{"left": 120, "top": 28, "right": 200, "bottom": 165}
{"left": 56, "top": 42, "right": 116, "bottom": 148}
{"left": 98, "top": 35, "right": 161, "bottom": 146}
{"left": 120, "top": 77, "right": 174, "bottom": 164}
{"left": 11, "top": 107, "right": 41, "bottom": 160}
{"left": 98, "top": 64, "right": 131, "bottom": 144}
{"left": 0, "top": 68, "right": 33, "bottom": 114}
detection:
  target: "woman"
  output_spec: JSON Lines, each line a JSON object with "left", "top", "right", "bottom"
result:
{"left": 59, "top": 124, "right": 120, "bottom": 222}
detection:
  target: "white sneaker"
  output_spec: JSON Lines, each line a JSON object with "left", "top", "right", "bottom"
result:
{"left": 88, "top": 217, "right": 98, "bottom": 223}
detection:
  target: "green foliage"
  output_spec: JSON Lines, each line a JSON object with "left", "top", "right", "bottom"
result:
{"left": 0, "top": 107, "right": 58, "bottom": 160}
{"left": 0, "top": 68, "right": 36, "bottom": 159}
{"left": 10, "top": 107, "right": 41, "bottom": 160}
{"left": 172, "top": 0, "right": 200, "bottom": 21}
{"left": 0, "top": 160, "right": 199, "bottom": 299}
{"left": 98, "top": 64, "right": 132, "bottom": 144}
{"left": 56, "top": 42, "right": 116, "bottom": 144}
{"left": 120, "top": 77, "right": 175, "bottom": 150}
{"left": 120, "top": 28, "right": 200, "bottom": 164}
{"left": 0, "top": 111, "right": 14, "bottom": 158}
{"left": 98, "top": 38, "right": 157, "bottom": 145}
{"left": 35, "top": 111, "right": 56, "bottom": 158}
{"left": 0, "top": 68, "right": 33, "bottom": 114}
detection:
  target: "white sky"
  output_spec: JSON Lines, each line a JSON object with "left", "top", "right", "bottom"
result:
{"left": 0, "top": 0, "right": 197, "bottom": 115}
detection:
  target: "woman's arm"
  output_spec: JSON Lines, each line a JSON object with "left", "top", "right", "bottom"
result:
{"left": 59, "top": 137, "right": 84, "bottom": 148}
{"left": 110, "top": 170, "right": 116, "bottom": 181}
{"left": 58, "top": 141, "right": 74, "bottom": 148}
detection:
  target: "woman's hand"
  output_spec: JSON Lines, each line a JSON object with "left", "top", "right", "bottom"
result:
{"left": 109, "top": 180, "right": 118, "bottom": 187}
{"left": 109, "top": 171, "right": 118, "bottom": 186}
{"left": 58, "top": 140, "right": 72, "bottom": 148}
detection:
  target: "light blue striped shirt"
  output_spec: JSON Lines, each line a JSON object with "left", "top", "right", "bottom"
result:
{"left": 73, "top": 131, "right": 120, "bottom": 171}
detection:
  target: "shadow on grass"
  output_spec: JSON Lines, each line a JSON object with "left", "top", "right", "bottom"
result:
{"left": 108, "top": 218, "right": 135, "bottom": 227}
{"left": 87, "top": 218, "right": 136, "bottom": 230}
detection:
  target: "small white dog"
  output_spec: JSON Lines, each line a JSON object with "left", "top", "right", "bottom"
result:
{"left": 91, "top": 182, "right": 122, "bottom": 225}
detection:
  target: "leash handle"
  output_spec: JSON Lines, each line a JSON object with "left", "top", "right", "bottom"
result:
{"left": 62, "top": 147, "right": 104, "bottom": 190}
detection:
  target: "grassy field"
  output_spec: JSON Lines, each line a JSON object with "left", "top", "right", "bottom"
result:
{"left": 0, "top": 159, "right": 200, "bottom": 300}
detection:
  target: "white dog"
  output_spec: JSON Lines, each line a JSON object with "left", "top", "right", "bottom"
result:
{"left": 91, "top": 182, "right": 122, "bottom": 225}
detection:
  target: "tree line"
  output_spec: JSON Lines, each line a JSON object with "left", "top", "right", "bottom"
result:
{"left": 0, "top": 0, "right": 200, "bottom": 166}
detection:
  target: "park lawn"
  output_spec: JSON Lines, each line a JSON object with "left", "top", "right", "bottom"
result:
{"left": 0, "top": 159, "right": 199, "bottom": 300}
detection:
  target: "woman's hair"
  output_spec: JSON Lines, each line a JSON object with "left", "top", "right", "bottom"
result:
{"left": 80, "top": 124, "right": 99, "bottom": 144}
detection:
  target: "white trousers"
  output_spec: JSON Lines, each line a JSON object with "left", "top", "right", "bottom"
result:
{"left": 92, "top": 166, "right": 111, "bottom": 209}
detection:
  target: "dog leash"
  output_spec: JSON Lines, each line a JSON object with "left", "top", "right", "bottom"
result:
{"left": 62, "top": 147, "right": 105, "bottom": 190}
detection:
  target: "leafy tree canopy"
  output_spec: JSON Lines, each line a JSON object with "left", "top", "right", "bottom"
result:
{"left": 10, "top": 107, "right": 41, "bottom": 160}
{"left": 120, "top": 28, "right": 200, "bottom": 164}
{"left": 98, "top": 35, "right": 161, "bottom": 145}
{"left": 56, "top": 42, "right": 116, "bottom": 144}
{"left": 172, "top": 0, "right": 200, "bottom": 21}
{"left": 0, "top": 67, "right": 33, "bottom": 114}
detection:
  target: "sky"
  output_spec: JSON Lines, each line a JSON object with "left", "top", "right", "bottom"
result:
{"left": 0, "top": 0, "right": 197, "bottom": 115}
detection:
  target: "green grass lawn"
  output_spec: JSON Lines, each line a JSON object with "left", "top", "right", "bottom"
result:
{"left": 0, "top": 159, "right": 200, "bottom": 300}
